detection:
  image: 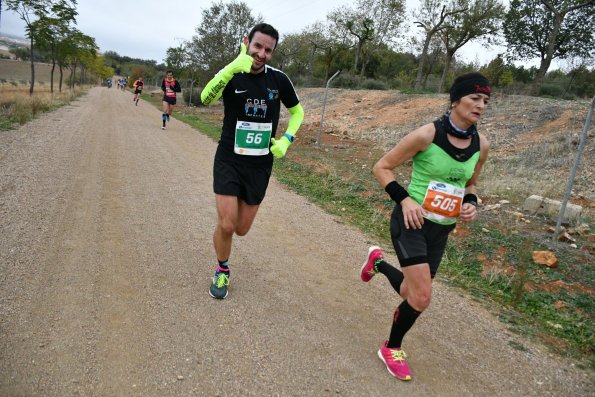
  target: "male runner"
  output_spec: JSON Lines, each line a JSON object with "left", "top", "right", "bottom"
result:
{"left": 161, "top": 71, "right": 181, "bottom": 129}
{"left": 133, "top": 77, "right": 144, "bottom": 106}
{"left": 200, "top": 23, "right": 305, "bottom": 299}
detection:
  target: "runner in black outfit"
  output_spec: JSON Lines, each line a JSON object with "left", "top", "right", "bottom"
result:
{"left": 161, "top": 71, "right": 181, "bottom": 129}
{"left": 200, "top": 23, "right": 305, "bottom": 299}
{"left": 133, "top": 77, "right": 144, "bottom": 106}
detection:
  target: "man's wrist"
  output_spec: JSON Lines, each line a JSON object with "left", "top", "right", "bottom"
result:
{"left": 282, "top": 133, "right": 294, "bottom": 143}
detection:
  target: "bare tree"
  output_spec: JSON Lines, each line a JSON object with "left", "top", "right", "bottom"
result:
{"left": 329, "top": 0, "right": 405, "bottom": 77}
{"left": 437, "top": 0, "right": 505, "bottom": 92}
{"left": 412, "top": 0, "right": 467, "bottom": 90}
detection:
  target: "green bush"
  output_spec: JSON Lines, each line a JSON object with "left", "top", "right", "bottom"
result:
{"left": 539, "top": 83, "right": 564, "bottom": 98}
{"left": 183, "top": 88, "right": 204, "bottom": 107}
{"left": 291, "top": 75, "right": 324, "bottom": 88}
{"left": 333, "top": 74, "right": 360, "bottom": 89}
{"left": 361, "top": 78, "right": 388, "bottom": 90}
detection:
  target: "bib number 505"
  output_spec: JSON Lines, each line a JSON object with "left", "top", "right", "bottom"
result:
{"left": 430, "top": 194, "right": 459, "bottom": 212}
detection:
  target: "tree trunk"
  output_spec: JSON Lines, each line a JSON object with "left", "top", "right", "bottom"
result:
{"left": 414, "top": 34, "right": 432, "bottom": 90}
{"left": 308, "top": 45, "right": 317, "bottom": 75}
{"left": 354, "top": 40, "right": 362, "bottom": 74}
{"left": 59, "top": 66, "right": 63, "bottom": 93}
{"left": 531, "top": 10, "right": 563, "bottom": 95}
{"left": 438, "top": 51, "right": 454, "bottom": 93}
{"left": 70, "top": 63, "right": 77, "bottom": 90}
{"left": 50, "top": 59, "right": 56, "bottom": 94}
{"left": 532, "top": 56, "right": 553, "bottom": 96}
{"left": 324, "top": 50, "right": 332, "bottom": 81}
{"left": 359, "top": 48, "right": 368, "bottom": 78}
{"left": 422, "top": 57, "right": 435, "bottom": 89}
{"left": 29, "top": 36, "right": 35, "bottom": 96}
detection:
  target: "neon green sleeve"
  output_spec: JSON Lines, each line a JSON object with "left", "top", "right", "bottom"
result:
{"left": 284, "top": 103, "right": 304, "bottom": 137}
{"left": 201, "top": 43, "right": 253, "bottom": 106}
{"left": 200, "top": 69, "right": 233, "bottom": 105}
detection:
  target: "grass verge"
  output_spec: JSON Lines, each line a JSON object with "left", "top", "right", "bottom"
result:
{"left": 0, "top": 85, "right": 85, "bottom": 130}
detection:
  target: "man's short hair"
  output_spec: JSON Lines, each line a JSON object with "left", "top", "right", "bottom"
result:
{"left": 248, "top": 23, "right": 279, "bottom": 49}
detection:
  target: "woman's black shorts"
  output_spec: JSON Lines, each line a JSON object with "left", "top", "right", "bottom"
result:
{"left": 213, "top": 158, "right": 272, "bottom": 205}
{"left": 162, "top": 96, "right": 176, "bottom": 105}
{"left": 390, "top": 204, "right": 456, "bottom": 277}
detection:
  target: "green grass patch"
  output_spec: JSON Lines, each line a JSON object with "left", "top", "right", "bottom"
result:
{"left": 272, "top": 159, "right": 390, "bottom": 241}
{"left": 440, "top": 221, "right": 594, "bottom": 366}
{"left": 174, "top": 112, "right": 221, "bottom": 139}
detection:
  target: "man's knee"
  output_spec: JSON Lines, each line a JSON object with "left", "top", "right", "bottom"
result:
{"left": 235, "top": 225, "right": 250, "bottom": 236}
{"left": 218, "top": 219, "right": 236, "bottom": 237}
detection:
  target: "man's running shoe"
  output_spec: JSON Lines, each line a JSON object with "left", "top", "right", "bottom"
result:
{"left": 377, "top": 341, "right": 412, "bottom": 381}
{"left": 209, "top": 271, "right": 230, "bottom": 299}
{"left": 360, "top": 246, "right": 384, "bottom": 282}
{"left": 162, "top": 126, "right": 165, "bottom": 130}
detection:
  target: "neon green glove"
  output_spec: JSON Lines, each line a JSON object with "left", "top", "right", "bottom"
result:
{"left": 201, "top": 43, "right": 253, "bottom": 105}
{"left": 223, "top": 43, "right": 253, "bottom": 76}
{"left": 270, "top": 135, "right": 292, "bottom": 159}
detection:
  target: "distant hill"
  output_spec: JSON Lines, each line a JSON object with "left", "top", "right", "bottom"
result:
{"left": 0, "top": 34, "right": 28, "bottom": 59}
{"left": 0, "top": 33, "right": 29, "bottom": 49}
{"left": 0, "top": 59, "right": 72, "bottom": 84}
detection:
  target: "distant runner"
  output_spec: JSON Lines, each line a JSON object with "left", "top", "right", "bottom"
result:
{"left": 360, "top": 72, "right": 492, "bottom": 381}
{"left": 161, "top": 71, "right": 181, "bottom": 129}
{"left": 132, "top": 77, "right": 144, "bottom": 106}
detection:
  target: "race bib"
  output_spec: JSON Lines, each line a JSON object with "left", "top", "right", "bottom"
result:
{"left": 234, "top": 121, "right": 272, "bottom": 156}
{"left": 421, "top": 180, "right": 465, "bottom": 222}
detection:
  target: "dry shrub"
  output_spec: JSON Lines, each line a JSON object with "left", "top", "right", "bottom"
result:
{"left": 0, "top": 84, "right": 80, "bottom": 125}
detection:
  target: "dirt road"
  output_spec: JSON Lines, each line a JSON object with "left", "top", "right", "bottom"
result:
{"left": 0, "top": 87, "right": 591, "bottom": 396}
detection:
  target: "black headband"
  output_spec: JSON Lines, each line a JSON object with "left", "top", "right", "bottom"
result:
{"left": 449, "top": 73, "right": 492, "bottom": 103}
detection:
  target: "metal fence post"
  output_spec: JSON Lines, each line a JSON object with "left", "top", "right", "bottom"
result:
{"left": 553, "top": 96, "right": 595, "bottom": 240}
{"left": 316, "top": 70, "right": 341, "bottom": 146}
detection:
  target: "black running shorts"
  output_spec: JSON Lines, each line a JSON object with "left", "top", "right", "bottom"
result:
{"left": 390, "top": 204, "right": 456, "bottom": 277}
{"left": 162, "top": 96, "right": 176, "bottom": 105}
{"left": 213, "top": 158, "right": 272, "bottom": 205}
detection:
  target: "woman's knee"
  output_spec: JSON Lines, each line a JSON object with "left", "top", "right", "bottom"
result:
{"left": 409, "top": 286, "right": 432, "bottom": 311}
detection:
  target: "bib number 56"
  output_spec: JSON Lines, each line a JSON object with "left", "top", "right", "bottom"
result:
{"left": 246, "top": 132, "right": 262, "bottom": 144}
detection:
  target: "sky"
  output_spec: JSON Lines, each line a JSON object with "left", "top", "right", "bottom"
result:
{"left": 0, "top": 0, "right": 518, "bottom": 67}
